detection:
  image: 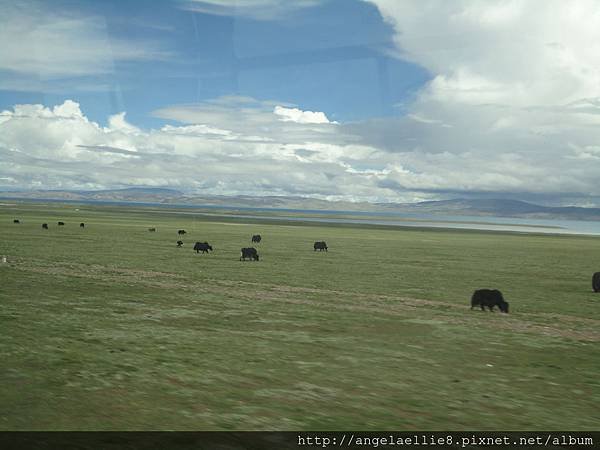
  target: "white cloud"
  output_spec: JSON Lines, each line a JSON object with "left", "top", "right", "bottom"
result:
{"left": 53, "top": 100, "right": 87, "bottom": 120}
{"left": 367, "top": 0, "right": 600, "bottom": 107}
{"left": 107, "top": 112, "right": 140, "bottom": 134}
{"left": 273, "top": 106, "right": 333, "bottom": 124}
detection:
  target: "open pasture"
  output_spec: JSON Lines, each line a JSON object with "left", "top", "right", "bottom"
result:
{"left": 1, "top": 202, "right": 600, "bottom": 430}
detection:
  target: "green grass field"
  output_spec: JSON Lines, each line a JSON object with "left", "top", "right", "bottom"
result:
{"left": 1, "top": 202, "right": 600, "bottom": 430}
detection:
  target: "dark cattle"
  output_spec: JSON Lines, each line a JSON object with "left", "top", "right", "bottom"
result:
{"left": 80, "top": 223, "right": 85, "bottom": 228}
{"left": 593, "top": 272, "right": 600, "bottom": 293}
{"left": 42, "top": 223, "right": 48, "bottom": 229}
{"left": 471, "top": 289, "right": 509, "bottom": 313}
{"left": 194, "top": 242, "right": 213, "bottom": 253}
{"left": 178, "top": 229, "right": 187, "bottom": 235}
{"left": 13, "top": 219, "right": 20, "bottom": 224}
{"left": 240, "top": 247, "right": 259, "bottom": 261}
{"left": 313, "top": 241, "right": 328, "bottom": 252}
{"left": 148, "top": 228, "right": 156, "bottom": 232}
{"left": 251, "top": 234, "right": 262, "bottom": 243}
{"left": 58, "top": 221, "right": 65, "bottom": 226}
{"left": 177, "top": 240, "right": 184, "bottom": 247}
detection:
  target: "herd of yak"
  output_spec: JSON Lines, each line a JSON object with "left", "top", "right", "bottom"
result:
{"left": 175, "top": 230, "right": 328, "bottom": 262}
{"left": 12, "top": 218, "right": 600, "bottom": 313}
{"left": 16, "top": 220, "right": 330, "bottom": 263}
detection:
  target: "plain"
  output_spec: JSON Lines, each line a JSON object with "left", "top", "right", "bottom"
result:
{"left": 1, "top": 202, "right": 599, "bottom": 430}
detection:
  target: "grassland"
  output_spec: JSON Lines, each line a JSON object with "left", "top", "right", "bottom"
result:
{"left": 1, "top": 202, "right": 600, "bottom": 430}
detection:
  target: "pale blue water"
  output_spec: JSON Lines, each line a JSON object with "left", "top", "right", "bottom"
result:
{"left": 203, "top": 212, "right": 600, "bottom": 235}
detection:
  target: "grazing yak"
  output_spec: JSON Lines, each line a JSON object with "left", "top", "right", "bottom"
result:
{"left": 240, "top": 247, "right": 259, "bottom": 261}
{"left": 314, "top": 241, "right": 328, "bottom": 252}
{"left": 58, "top": 221, "right": 65, "bottom": 226}
{"left": 13, "top": 219, "right": 20, "bottom": 224}
{"left": 178, "top": 229, "right": 187, "bottom": 235}
{"left": 177, "top": 240, "right": 184, "bottom": 247}
{"left": 251, "top": 234, "right": 262, "bottom": 243}
{"left": 471, "top": 289, "right": 509, "bottom": 313}
{"left": 80, "top": 222, "right": 85, "bottom": 228}
{"left": 593, "top": 272, "right": 600, "bottom": 293}
{"left": 194, "top": 242, "right": 213, "bottom": 253}
{"left": 148, "top": 227, "right": 156, "bottom": 232}
{"left": 42, "top": 223, "right": 48, "bottom": 229}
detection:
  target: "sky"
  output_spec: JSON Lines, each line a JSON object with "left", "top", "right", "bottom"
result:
{"left": 2, "top": 0, "right": 600, "bottom": 206}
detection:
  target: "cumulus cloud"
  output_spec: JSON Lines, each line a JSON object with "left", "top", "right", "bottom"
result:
{"left": 367, "top": 0, "right": 600, "bottom": 107}
{"left": 107, "top": 112, "right": 141, "bottom": 134}
{"left": 342, "top": 0, "right": 600, "bottom": 203}
{"left": 273, "top": 106, "right": 333, "bottom": 124}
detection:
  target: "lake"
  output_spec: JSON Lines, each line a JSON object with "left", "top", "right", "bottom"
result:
{"left": 199, "top": 211, "right": 600, "bottom": 235}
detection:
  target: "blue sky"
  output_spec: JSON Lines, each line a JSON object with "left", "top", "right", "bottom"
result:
{"left": 0, "top": 0, "right": 429, "bottom": 128}
{"left": 2, "top": 0, "right": 600, "bottom": 206}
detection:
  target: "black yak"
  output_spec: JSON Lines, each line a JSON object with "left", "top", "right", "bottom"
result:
{"left": 240, "top": 247, "right": 259, "bottom": 261}
{"left": 471, "top": 289, "right": 509, "bottom": 313}
{"left": 80, "top": 222, "right": 85, "bottom": 228}
{"left": 314, "top": 241, "right": 328, "bottom": 251}
{"left": 42, "top": 223, "right": 48, "bottom": 229}
{"left": 194, "top": 242, "right": 213, "bottom": 253}
{"left": 251, "top": 234, "right": 262, "bottom": 243}
{"left": 148, "top": 227, "right": 156, "bottom": 232}
{"left": 57, "top": 221, "right": 65, "bottom": 226}
{"left": 13, "top": 219, "right": 20, "bottom": 224}
{"left": 593, "top": 272, "right": 600, "bottom": 293}
{"left": 177, "top": 240, "right": 184, "bottom": 247}
{"left": 178, "top": 229, "right": 187, "bottom": 235}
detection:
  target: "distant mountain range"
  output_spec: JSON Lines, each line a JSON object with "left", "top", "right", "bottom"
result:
{"left": 380, "top": 198, "right": 600, "bottom": 221}
{"left": 2, "top": 188, "right": 600, "bottom": 221}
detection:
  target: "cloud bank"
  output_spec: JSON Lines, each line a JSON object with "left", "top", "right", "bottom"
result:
{"left": 0, "top": 98, "right": 404, "bottom": 201}
{"left": 3, "top": 88, "right": 600, "bottom": 205}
